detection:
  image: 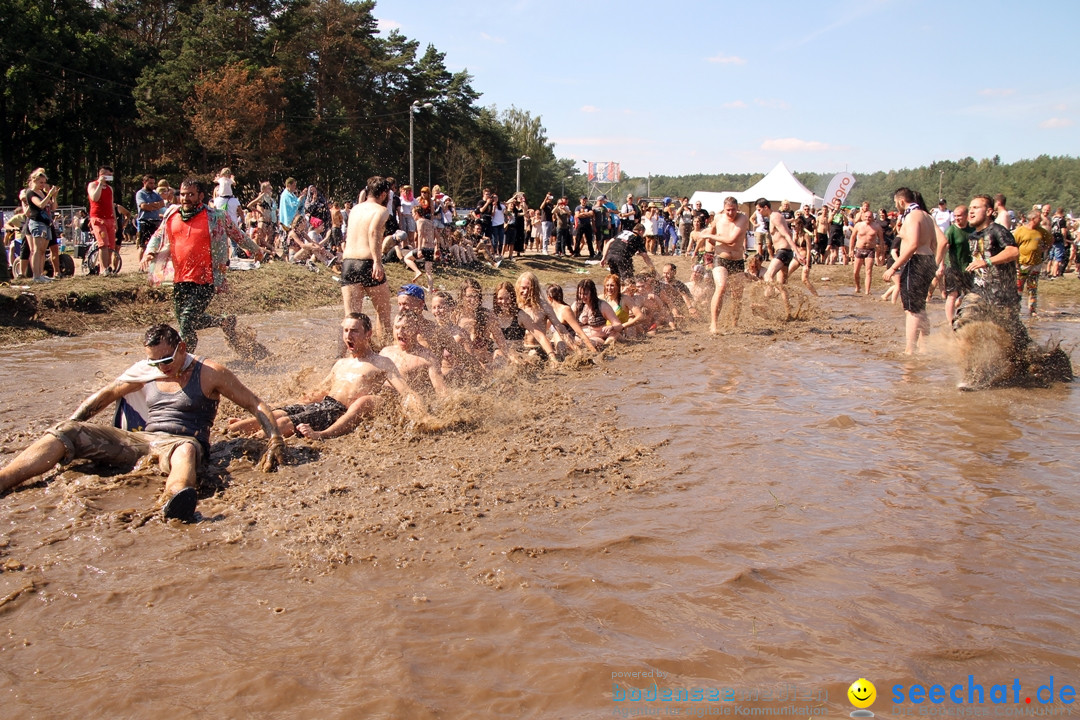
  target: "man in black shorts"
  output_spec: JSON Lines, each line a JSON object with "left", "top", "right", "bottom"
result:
{"left": 882, "top": 188, "right": 938, "bottom": 354}
{"left": 342, "top": 177, "right": 393, "bottom": 341}
{"left": 228, "top": 313, "right": 424, "bottom": 440}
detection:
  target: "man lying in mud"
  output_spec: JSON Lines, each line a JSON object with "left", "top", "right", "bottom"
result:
{"left": 379, "top": 312, "right": 448, "bottom": 398}
{"left": 227, "top": 313, "right": 427, "bottom": 441}
{"left": 0, "top": 324, "right": 284, "bottom": 521}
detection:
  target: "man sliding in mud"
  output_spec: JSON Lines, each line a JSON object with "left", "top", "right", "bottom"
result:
{"left": 0, "top": 324, "right": 284, "bottom": 522}
{"left": 379, "top": 312, "right": 448, "bottom": 397}
{"left": 228, "top": 313, "right": 427, "bottom": 441}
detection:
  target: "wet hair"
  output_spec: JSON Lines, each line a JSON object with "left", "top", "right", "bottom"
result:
{"left": 546, "top": 283, "right": 565, "bottom": 304}
{"left": 894, "top": 187, "right": 928, "bottom": 209}
{"left": 632, "top": 223, "right": 645, "bottom": 233}
{"left": 603, "top": 274, "right": 622, "bottom": 302}
{"left": 516, "top": 271, "right": 542, "bottom": 309}
{"left": 493, "top": 280, "right": 519, "bottom": 318}
{"left": 345, "top": 312, "right": 372, "bottom": 333}
{"left": 755, "top": 198, "right": 771, "bottom": 209}
{"left": 431, "top": 289, "right": 457, "bottom": 313}
{"left": 180, "top": 177, "right": 206, "bottom": 197}
{"left": 661, "top": 263, "right": 676, "bottom": 276}
{"left": 724, "top": 196, "right": 738, "bottom": 208}
{"left": 366, "top": 176, "right": 391, "bottom": 199}
{"left": 575, "top": 278, "right": 602, "bottom": 318}
{"left": 460, "top": 278, "right": 492, "bottom": 326}
{"left": 144, "top": 324, "right": 181, "bottom": 348}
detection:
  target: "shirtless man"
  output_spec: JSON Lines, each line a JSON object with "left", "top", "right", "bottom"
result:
{"left": 851, "top": 209, "right": 883, "bottom": 295}
{"left": 228, "top": 313, "right": 422, "bottom": 441}
{"left": 697, "top": 196, "right": 749, "bottom": 332}
{"left": 396, "top": 284, "right": 486, "bottom": 378}
{"left": 760, "top": 198, "right": 805, "bottom": 319}
{"left": 882, "top": 187, "right": 938, "bottom": 354}
{"left": 342, "top": 176, "right": 393, "bottom": 341}
{"left": 379, "top": 313, "right": 448, "bottom": 397}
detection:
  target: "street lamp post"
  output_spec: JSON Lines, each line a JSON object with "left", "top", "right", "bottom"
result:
{"left": 516, "top": 155, "right": 530, "bottom": 194}
{"left": 562, "top": 176, "right": 572, "bottom": 197}
{"left": 409, "top": 100, "right": 433, "bottom": 189}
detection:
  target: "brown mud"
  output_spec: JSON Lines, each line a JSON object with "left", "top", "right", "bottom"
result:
{"left": 1, "top": 266, "right": 1078, "bottom": 717}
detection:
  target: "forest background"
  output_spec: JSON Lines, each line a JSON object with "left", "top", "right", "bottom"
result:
{"left": 3, "top": 0, "right": 1077, "bottom": 213}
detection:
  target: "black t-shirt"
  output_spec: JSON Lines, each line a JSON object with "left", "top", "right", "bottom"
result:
{"left": 606, "top": 231, "right": 646, "bottom": 276}
{"left": 968, "top": 223, "right": 1019, "bottom": 306}
{"left": 575, "top": 204, "right": 594, "bottom": 233}
{"left": 1051, "top": 216, "right": 1067, "bottom": 243}
{"left": 540, "top": 199, "right": 554, "bottom": 223}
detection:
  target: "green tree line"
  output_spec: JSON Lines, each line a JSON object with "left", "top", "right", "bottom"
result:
{"left": 1, "top": 0, "right": 579, "bottom": 209}
{"left": 625, "top": 155, "right": 1080, "bottom": 213}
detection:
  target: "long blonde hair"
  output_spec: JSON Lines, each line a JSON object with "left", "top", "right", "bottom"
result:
{"left": 516, "top": 271, "right": 542, "bottom": 309}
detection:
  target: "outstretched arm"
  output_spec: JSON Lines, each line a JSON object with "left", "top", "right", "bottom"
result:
{"left": 70, "top": 380, "right": 146, "bottom": 421}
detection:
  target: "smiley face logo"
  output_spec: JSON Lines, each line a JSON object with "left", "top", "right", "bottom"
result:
{"left": 848, "top": 678, "right": 876, "bottom": 709}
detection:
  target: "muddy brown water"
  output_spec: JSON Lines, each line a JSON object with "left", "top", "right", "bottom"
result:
{"left": 1, "top": 282, "right": 1078, "bottom": 718}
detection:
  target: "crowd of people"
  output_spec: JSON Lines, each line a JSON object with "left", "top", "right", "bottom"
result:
{"left": 0, "top": 166, "right": 1076, "bottom": 521}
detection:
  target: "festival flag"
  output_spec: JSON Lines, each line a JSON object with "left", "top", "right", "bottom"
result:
{"left": 587, "top": 162, "right": 621, "bottom": 184}
{"left": 824, "top": 172, "right": 856, "bottom": 205}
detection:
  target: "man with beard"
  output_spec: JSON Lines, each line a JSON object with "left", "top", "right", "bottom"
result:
{"left": 882, "top": 188, "right": 938, "bottom": 355}
{"left": 141, "top": 178, "right": 265, "bottom": 351}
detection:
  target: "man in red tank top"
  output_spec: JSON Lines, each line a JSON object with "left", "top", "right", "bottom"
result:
{"left": 87, "top": 165, "right": 118, "bottom": 275}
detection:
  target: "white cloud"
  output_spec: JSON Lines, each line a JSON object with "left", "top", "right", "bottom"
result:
{"left": 723, "top": 100, "right": 748, "bottom": 109}
{"left": 580, "top": 105, "right": 600, "bottom": 113}
{"left": 761, "top": 138, "right": 833, "bottom": 152}
{"left": 707, "top": 53, "right": 747, "bottom": 65}
{"left": 1040, "top": 117, "right": 1074, "bottom": 129}
{"left": 376, "top": 18, "right": 401, "bottom": 33}
{"left": 754, "top": 98, "right": 790, "bottom": 110}
{"left": 979, "top": 88, "right": 1016, "bottom": 97}
{"left": 480, "top": 32, "right": 506, "bottom": 44}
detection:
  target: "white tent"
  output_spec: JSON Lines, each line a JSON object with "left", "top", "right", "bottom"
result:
{"left": 690, "top": 161, "right": 824, "bottom": 212}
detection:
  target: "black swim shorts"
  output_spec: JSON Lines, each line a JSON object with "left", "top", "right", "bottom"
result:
{"left": 944, "top": 266, "right": 972, "bottom": 296}
{"left": 280, "top": 396, "right": 348, "bottom": 432}
{"left": 340, "top": 258, "right": 385, "bottom": 288}
{"left": 775, "top": 248, "right": 795, "bottom": 265}
{"left": 900, "top": 254, "right": 937, "bottom": 314}
{"left": 716, "top": 256, "right": 745, "bottom": 274}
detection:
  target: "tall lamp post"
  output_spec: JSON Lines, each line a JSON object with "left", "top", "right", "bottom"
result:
{"left": 409, "top": 100, "right": 433, "bottom": 189}
{"left": 516, "top": 155, "right": 530, "bottom": 194}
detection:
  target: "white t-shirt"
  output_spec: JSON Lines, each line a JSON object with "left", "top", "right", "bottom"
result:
{"left": 932, "top": 207, "right": 953, "bottom": 233}
{"left": 491, "top": 203, "right": 505, "bottom": 227}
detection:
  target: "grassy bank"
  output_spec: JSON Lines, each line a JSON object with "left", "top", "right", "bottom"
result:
{"left": 0, "top": 254, "right": 622, "bottom": 346}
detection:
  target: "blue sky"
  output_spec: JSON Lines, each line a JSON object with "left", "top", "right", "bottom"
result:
{"left": 376, "top": 0, "right": 1079, "bottom": 178}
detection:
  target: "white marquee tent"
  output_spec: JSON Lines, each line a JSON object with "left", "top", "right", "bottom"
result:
{"left": 690, "top": 161, "right": 824, "bottom": 213}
